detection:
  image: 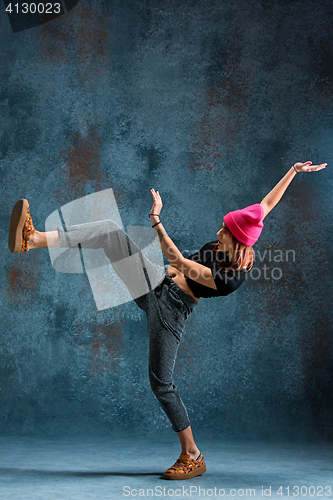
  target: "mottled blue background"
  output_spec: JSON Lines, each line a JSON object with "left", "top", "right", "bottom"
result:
{"left": 1, "top": 0, "right": 332, "bottom": 441}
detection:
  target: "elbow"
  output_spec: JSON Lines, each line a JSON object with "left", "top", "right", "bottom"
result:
{"left": 168, "top": 253, "right": 186, "bottom": 272}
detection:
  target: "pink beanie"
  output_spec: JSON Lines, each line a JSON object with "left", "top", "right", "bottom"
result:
{"left": 223, "top": 203, "right": 264, "bottom": 246}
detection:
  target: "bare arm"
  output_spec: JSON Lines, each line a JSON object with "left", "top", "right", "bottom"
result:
{"left": 149, "top": 189, "right": 218, "bottom": 290}
{"left": 260, "top": 161, "right": 327, "bottom": 219}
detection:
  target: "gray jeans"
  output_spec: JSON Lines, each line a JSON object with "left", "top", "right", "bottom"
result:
{"left": 58, "top": 220, "right": 198, "bottom": 432}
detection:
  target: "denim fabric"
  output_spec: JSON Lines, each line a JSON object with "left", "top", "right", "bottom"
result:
{"left": 135, "top": 268, "right": 198, "bottom": 432}
{"left": 58, "top": 220, "right": 166, "bottom": 301}
{"left": 58, "top": 221, "right": 198, "bottom": 433}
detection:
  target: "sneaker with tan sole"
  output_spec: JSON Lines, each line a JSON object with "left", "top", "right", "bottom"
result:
{"left": 163, "top": 452, "right": 206, "bottom": 480}
{"left": 8, "top": 199, "right": 36, "bottom": 253}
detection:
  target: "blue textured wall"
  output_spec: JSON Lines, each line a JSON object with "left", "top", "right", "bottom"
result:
{"left": 1, "top": 0, "right": 333, "bottom": 440}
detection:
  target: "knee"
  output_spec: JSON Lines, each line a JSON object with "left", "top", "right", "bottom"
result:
{"left": 89, "top": 219, "right": 121, "bottom": 238}
{"left": 149, "top": 366, "right": 173, "bottom": 399}
{"left": 103, "top": 219, "right": 121, "bottom": 233}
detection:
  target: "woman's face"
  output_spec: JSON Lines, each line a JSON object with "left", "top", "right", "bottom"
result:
{"left": 216, "top": 221, "right": 234, "bottom": 255}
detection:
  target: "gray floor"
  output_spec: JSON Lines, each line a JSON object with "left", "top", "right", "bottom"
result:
{"left": 0, "top": 436, "right": 332, "bottom": 499}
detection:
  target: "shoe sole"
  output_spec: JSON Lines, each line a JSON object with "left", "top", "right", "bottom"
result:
{"left": 8, "top": 199, "right": 29, "bottom": 253}
{"left": 163, "top": 463, "right": 206, "bottom": 480}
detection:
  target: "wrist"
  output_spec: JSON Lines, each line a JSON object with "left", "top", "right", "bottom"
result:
{"left": 149, "top": 214, "right": 160, "bottom": 225}
{"left": 292, "top": 164, "right": 299, "bottom": 173}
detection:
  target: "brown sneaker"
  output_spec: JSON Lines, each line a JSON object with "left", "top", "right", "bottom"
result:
{"left": 163, "top": 452, "right": 206, "bottom": 480}
{"left": 8, "top": 199, "right": 36, "bottom": 253}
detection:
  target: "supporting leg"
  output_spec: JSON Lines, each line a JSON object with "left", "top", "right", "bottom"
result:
{"left": 177, "top": 426, "right": 200, "bottom": 459}
{"left": 148, "top": 324, "right": 200, "bottom": 460}
{"left": 148, "top": 320, "right": 191, "bottom": 434}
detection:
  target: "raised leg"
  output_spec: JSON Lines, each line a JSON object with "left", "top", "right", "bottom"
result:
{"left": 29, "top": 230, "right": 59, "bottom": 249}
{"left": 27, "top": 219, "right": 165, "bottom": 309}
{"left": 57, "top": 219, "right": 165, "bottom": 307}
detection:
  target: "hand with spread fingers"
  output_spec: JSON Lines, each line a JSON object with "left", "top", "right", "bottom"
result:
{"left": 293, "top": 161, "right": 327, "bottom": 172}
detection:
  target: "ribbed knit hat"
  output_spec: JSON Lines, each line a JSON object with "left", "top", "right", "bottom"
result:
{"left": 223, "top": 203, "right": 264, "bottom": 246}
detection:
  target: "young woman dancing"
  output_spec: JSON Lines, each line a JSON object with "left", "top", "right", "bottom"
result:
{"left": 8, "top": 161, "right": 326, "bottom": 480}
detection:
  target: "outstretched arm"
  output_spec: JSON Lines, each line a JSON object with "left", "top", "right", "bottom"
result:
{"left": 260, "top": 161, "right": 327, "bottom": 219}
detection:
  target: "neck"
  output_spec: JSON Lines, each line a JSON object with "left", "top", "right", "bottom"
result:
{"left": 226, "top": 251, "right": 232, "bottom": 262}
{"left": 217, "top": 245, "right": 232, "bottom": 262}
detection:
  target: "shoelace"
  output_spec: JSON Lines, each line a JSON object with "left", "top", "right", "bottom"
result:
{"left": 169, "top": 454, "right": 200, "bottom": 471}
{"left": 171, "top": 457, "right": 188, "bottom": 470}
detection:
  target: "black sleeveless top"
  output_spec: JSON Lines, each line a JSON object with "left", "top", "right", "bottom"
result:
{"left": 184, "top": 242, "right": 247, "bottom": 298}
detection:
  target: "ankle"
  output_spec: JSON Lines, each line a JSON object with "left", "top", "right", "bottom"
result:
{"left": 182, "top": 448, "right": 200, "bottom": 460}
{"left": 27, "top": 230, "right": 38, "bottom": 249}
{"left": 28, "top": 230, "right": 47, "bottom": 249}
